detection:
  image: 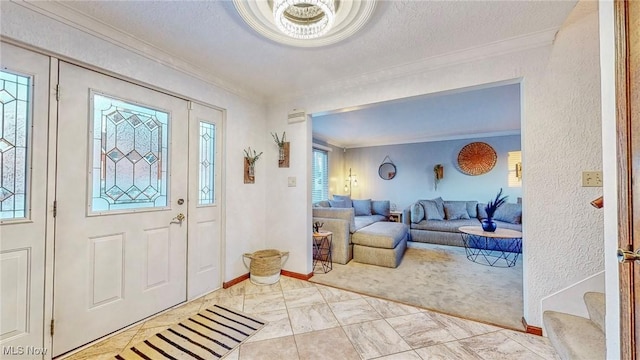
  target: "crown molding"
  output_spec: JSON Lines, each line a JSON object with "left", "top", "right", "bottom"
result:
{"left": 15, "top": 0, "right": 266, "bottom": 104}
{"left": 272, "top": 28, "right": 558, "bottom": 103}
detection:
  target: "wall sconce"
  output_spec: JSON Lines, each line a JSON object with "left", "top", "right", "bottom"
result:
{"left": 433, "top": 164, "right": 444, "bottom": 190}
{"left": 344, "top": 168, "right": 357, "bottom": 195}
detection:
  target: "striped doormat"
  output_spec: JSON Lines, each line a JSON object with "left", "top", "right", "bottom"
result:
{"left": 115, "top": 305, "right": 266, "bottom": 359}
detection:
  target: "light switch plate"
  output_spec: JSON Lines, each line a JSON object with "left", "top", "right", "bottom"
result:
{"left": 582, "top": 171, "right": 603, "bottom": 187}
{"left": 288, "top": 176, "right": 296, "bottom": 187}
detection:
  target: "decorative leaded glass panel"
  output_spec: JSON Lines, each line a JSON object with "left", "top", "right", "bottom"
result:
{"left": 199, "top": 122, "right": 215, "bottom": 205}
{"left": 0, "top": 70, "right": 30, "bottom": 220}
{"left": 91, "top": 93, "right": 169, "bottom": 212}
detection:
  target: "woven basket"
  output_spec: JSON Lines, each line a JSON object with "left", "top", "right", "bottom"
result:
{"left": 243, "top": 249, "right": 289, "bottom": 285}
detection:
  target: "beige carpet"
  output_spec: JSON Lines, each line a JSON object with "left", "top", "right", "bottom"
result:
{"left": 310, "top": 242, "right": 524, "bottom": 330}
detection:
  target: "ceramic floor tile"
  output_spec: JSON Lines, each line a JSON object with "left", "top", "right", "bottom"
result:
{"left": 501, "top": 329, "right": 562, "bottom": 360}
{"left": 243, "top": 292, "right": 286, "bottom": 314}
{"left": 365, "top": 296, "right": 422, "bottom": 318}
{"left": 141, "top": 300, "right": 202, "bottom": 329}
{"left": 288, "top": 303, "right": 340, "bottom": 334}
{"left": 294, "top": 327, "right": 361, "bottom": 360}
{"left": 342, "top": 319, "right": 412, "bottom": 359}
{"left": 459, "top": 331, "right": 546, "bottom": 360}
{"left": 315, "top": 284, "right": 363, "bottom": 302}
{"left": 200, "top": 294, "right": 245, "bottom": 312}
{"left": 63, "top": 328, "right": 138, "bottom": 359}
{"left": 283, "top": 287, "right": 326, "bottom": 308}
{"left": 385, "top": 312, "right": 457, "bottom": 348}
{"left": 123, "top": 325, "right": 169, "bottom": 349}
{"left": 245, "top": 308, "right": 293, "bottom": 342}
{"left": 427, "top": 311, "right": 502, "bottom": 340}
{"left": 329, "top": 298, "right": 382, "bottom": 325}
{"left": 374, "top": 350, "right": 424, "bottom": 360}
{"left": 414, "top": 342, "right": 485, "bottom": 360}
{"left": 62, "top": 351, "right": 124, "bottom": 360}
{"left": 244, "top": 280, "right": 282, "bottom": 295}
{"left": 238, "top": 335, "right": 300, "bottom": 360}
{"left": 225, "top": 347, "right": 240, "bottom": 360}
{"left": 280, "top": 276, "right": 316, "bottom": 291}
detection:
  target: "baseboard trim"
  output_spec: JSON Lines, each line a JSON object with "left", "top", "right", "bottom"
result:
{"left": 522, "top": 317, "right": 543, "bottom": 336}
{"left": 281, "top": 269, "right": 313, "bottom": 280}
{"left": 223, "top": 273, "right": 249, "bottom": 288}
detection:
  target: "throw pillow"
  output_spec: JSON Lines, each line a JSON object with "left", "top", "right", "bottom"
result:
{"left": 444, "top": 201, "right": 470, "bottom": 220}
{"left": 431, "top": 197, "right": 446, "bottom": 219}
{"left": 466, "top": 201, "right": 478, "bottom": 218}
{"left": 419, "top": 200, "right": 444, "bottom": 221}
{"left": 329, "top": 200, "right": 348, "bottom": 208}
{"left": 477, "top": 203, "right": 488, "bottom": 219}
{"left": 493, "top": 203, "right": 522, "bottom": 224}
{"left": 371, "top": 200, "right": 390, "bottom": 216}
{"left": 411, "top": 202, "right": 425, "bottom": 223}
{"left": 313, "top": 200, "right": 331, "bottom": 208}
{"left": 333, "top": 194, "right": 353, "bottom": 208}
{"left": 353, "top": 199, "right": 372, "bottom": 216}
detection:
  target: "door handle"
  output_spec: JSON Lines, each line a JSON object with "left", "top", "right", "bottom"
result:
{"left": 617, "top": 248, "right": 640, "bottom": 263}
{"left": 171, "top": 213, "right": 185, "bottom": 224}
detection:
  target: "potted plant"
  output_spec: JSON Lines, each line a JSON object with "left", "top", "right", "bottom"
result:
{"left": 271, "top": 131, "right": 286, "bottom": 161}
{"left": 244, "top": 147, "right": 263, "bottom": 177}
{"left": 483, "top": 188, "right": 508, "bottom": 232}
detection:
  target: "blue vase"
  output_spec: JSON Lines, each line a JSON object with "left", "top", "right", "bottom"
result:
{"left": 481, "top": 219, "right": 497, "bottom": 232}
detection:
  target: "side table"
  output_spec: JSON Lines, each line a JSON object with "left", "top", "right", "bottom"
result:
{"left": 389, "top": 211, "right": 403, "bottom": 223}
{"left": 458, "top": 226, "right": 522, "bottom": 268}
{"left": 312, "top": 231, "right": 332, "bottom": 273}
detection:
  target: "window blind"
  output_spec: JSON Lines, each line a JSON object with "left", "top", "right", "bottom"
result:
{"left": 312, "top": 148, "right": 329, "bottom": 203}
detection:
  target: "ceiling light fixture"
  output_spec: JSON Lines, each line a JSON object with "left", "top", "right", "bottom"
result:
{"left": 272, "top": 0, "right": 336, "bottom": 39}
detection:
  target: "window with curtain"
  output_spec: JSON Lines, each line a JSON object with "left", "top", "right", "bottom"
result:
{"left": 312, "top": 148, "right": 329, "bottom": 203}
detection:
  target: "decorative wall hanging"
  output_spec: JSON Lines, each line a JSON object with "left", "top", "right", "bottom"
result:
{"left": 378, "top": 156, "right": 396, "bottom": 180}
{"left": 457, "top": 142, "right": 497, "bottom": 176}
{"left": 433, "top": 164, "right": 444, "bottom": 190}
{"left": 271, "top": 131, "right": 290, "bottom": 168}
{"left": 244, "top": 147, "right": 263, "bottom": 184}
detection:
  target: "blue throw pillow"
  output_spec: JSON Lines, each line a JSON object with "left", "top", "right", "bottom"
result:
{"left": 333, "top": 195, "right": 353, "bottom": 208}
{"left": 353, "top": 199, "right": 372, "bottom": 216}
{"left": 411, "top": 203, "right": 425, "bottom": 223}
{"left": 444, "top": 201, "right": 470, "bottom": 220}
{"left": 419, "top": 200, "right": 444, "bottom": 221}
{"left": 329, "top": 200, "right": 348, "bottom": 208}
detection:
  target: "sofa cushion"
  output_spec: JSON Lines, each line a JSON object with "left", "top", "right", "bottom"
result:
{"left": 371, "top": 200, "right": 390, "bottom": 217}
{"left": 353, "top": 199, "right": 372, "bottom": 216}
{"left": 477, "top": 202, "right": 488, "bottom": 219}
{"left": 313, "top": 200, "right": 331, "bottom": 208}
{"left": 333, "top": 194, "right": 353, "bottom": 208}
{"left": 444, "top": 201, "right": 470, "bottom": 220}
{"left": 329, "top": 199, "right": 348, "bottom": 208}
{"left": 466, "top": 201, "right": 478, "bottom": 218}
{"left": 411, "top": 219, "right": 480, "bottom": 233}
{"left": 411, "top": 202, "right": 425, "bottom": 223}
{"left": 312, "top": 207, "right": 356, "bottom": 233}
{"left": 493, "top": 203, "right": 522, "bottom": 224}
{"left": 352, "top": 222, "right": 409, "bottom": 249}
{"left": 494, "top": 220, "right": 522, "bottom": 231}
{"left": 431, "top": 197, "right": 446, "bottom": 218}
{"left": 419, "top": 200, "right": 444, "bottom": 221}
{"left": 354, "top": 215, "right": 386, "bottom": 232}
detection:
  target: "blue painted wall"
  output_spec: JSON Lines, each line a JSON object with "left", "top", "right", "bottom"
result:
{"left": 343, "top": 135, "right": 522, "bottom": 210}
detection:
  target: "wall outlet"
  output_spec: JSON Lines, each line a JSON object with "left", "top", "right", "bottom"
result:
{"left": 582, "top": 171, "right": 603, "bottom": 187}
{"left": 288, "top": 176, "right": 296, "bottom": 187}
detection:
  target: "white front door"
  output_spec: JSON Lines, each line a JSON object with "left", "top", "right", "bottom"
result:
{"left": 53, "top": 62, "right": 189, "bottom": 356}
{"left": 0, "top": 42, "right": 50, "bottom": 358}
{"left": 187, "top": 102, "right": 223, "bottom": 299}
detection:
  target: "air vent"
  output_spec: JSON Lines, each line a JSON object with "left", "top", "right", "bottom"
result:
{"left": 288, "top": 109, "right": 306, "bottom": 123}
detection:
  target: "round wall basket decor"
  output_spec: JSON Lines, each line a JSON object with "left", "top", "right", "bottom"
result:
{"left": 457, "top": 142, "right": 497, "bottom": 176}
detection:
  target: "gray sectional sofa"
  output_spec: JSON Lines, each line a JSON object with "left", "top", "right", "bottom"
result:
{"left": 312, "top": 197, "right": 409, "bottom": 267}
{"left": 402, "top": 197, "right": 522, "bottom": 249}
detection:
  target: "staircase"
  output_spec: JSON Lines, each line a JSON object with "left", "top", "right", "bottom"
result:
{"left": 543, "top": 292, "right": 605, "bottom": 360}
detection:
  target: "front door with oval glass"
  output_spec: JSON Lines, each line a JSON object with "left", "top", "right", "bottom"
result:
{"left": 53, "top": 62, "right": 189, "bottom": 356}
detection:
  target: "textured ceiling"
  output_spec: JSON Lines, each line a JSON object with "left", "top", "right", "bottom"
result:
{"left": 53, "top": 0, "right": 576, "bottom": 147}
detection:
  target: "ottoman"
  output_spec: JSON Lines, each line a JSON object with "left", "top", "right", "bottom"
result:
{"left": 351, "top": 222, "right": 408, "bottom": 268}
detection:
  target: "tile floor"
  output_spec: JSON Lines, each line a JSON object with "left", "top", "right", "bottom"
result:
{"left": 62, "top": 276, "right": 560, "bottom": 360}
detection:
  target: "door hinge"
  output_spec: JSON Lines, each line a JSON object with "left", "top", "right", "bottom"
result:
{"left": 55, "top": 84, "right": 60, "bottom": 101}
{"left": 53, "top": 201, "right": 57, "bottom": 218}
{"left": 50, "top": 319, "right": 55, "bottom": 336}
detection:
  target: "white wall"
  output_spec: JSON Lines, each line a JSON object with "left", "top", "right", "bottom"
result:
{"left": 342, "top": 135, "right": 522, "bottom": 210}
{"left": 267, "top": 0, "right": 603, "bottom": 328}
{"left": 1, "top": 2, "right": 268, "bottom": 282}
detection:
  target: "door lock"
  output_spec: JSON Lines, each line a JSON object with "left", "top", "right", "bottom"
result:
{"left": 177, "top": 198, "right": 184, "bottom": 205}
{"left": 617, "top": 248, "right": 640, "bottom": 263}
